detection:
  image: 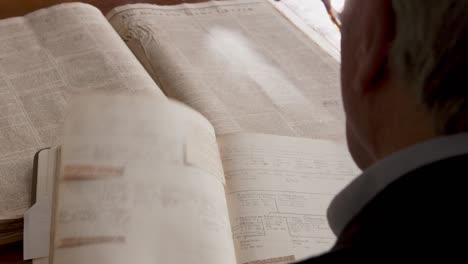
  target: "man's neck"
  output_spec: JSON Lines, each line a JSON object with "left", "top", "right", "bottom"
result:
{"left": 370, "top": 85, "right": 437, "bottom": 162}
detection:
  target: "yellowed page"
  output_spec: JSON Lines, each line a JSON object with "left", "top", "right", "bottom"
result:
{"left": 218, "top": 133, "right": 359, "bottom": 263}
{"left": 268, "top": 0, "right": 340, "bottom": 61}
{"left": 51, "top": 93, "right": 235, "bottom": 264}
{"left": 107, "top": 0, "right": 345, "bottom": 140}
{"left": 0, "top": 3, "right": 164, "bottom": 219}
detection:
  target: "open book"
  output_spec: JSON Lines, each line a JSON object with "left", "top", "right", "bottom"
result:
{"left": 31, "top": 93, "right": 356, "bottom": 264}
{"left": 0, "top": 0, "right": 355, "bottom": 261}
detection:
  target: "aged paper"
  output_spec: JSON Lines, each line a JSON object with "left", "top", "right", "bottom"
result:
{"left": 268, "top": 0, "right": 340, "bottom": 61}
{"left": 218, "top": 133, "right": 359, "bottom": 263}
{"left": 107, "top": 0, "right": 345, "bottom": 141}
{"left": 52, "top": 93, "right": 235, "bottom": 264}
{"left": 0, "top": 3, "right": 163, "bottom": 218}
{"left": 273, "top": 0, "right": 341, "bottom": 53}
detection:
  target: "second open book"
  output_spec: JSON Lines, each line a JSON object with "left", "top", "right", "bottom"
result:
{"left": 33, "top": 93, "right": 357, "bottom": 264}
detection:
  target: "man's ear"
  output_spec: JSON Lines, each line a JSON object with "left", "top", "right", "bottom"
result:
{"left": 358, "top": 0, "right": 395, "bottom": 93}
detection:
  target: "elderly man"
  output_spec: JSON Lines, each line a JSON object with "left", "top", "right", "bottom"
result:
{"left": 298, "top": 0, "right": 468, "bottom": 263}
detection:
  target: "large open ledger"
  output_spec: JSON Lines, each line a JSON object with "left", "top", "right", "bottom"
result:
{"left": 0, "top": 1, "right": 357, "bottom": 263}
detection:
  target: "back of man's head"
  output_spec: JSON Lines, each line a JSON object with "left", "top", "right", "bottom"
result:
{"left": 340, "top": 0, "right": 468, "bottom": 168}
{"left": 390, "top": 0, "right": 468, "bottom": 134}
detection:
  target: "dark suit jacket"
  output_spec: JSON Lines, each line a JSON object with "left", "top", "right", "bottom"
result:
{"left": 298, "top": 154, "right": 467, "bottom": 263}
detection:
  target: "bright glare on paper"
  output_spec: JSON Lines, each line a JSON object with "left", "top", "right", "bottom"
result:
{"left": 331, "top": 0, "right": 345, "bottom": 13}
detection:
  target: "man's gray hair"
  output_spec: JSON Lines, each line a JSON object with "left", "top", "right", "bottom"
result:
{"left": 389, "top": 0, "right": 468, "bottom": 133}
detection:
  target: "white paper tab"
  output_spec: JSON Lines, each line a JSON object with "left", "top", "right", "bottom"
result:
{"left": 24, "top": 148, "right": 56, "bottom": 261}
{"left": 23, "top": 197, "right": 52, "bottom": 260}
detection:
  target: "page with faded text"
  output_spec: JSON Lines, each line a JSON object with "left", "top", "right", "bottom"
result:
{"left": 107, "top": 0, "right": 345, "bottom": 142}
{"left": 51, "top": 93, "right": 235, "bottom": 264}
{"left": 0, "top": 3, "right": 163, "bottom": 221}
{"left": 218, "top": 133, "right": 359, "bottom": 263}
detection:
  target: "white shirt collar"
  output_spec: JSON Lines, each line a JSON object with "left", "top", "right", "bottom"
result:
{"left": 327, "top": 132, "right": 468, "bottom": 236}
